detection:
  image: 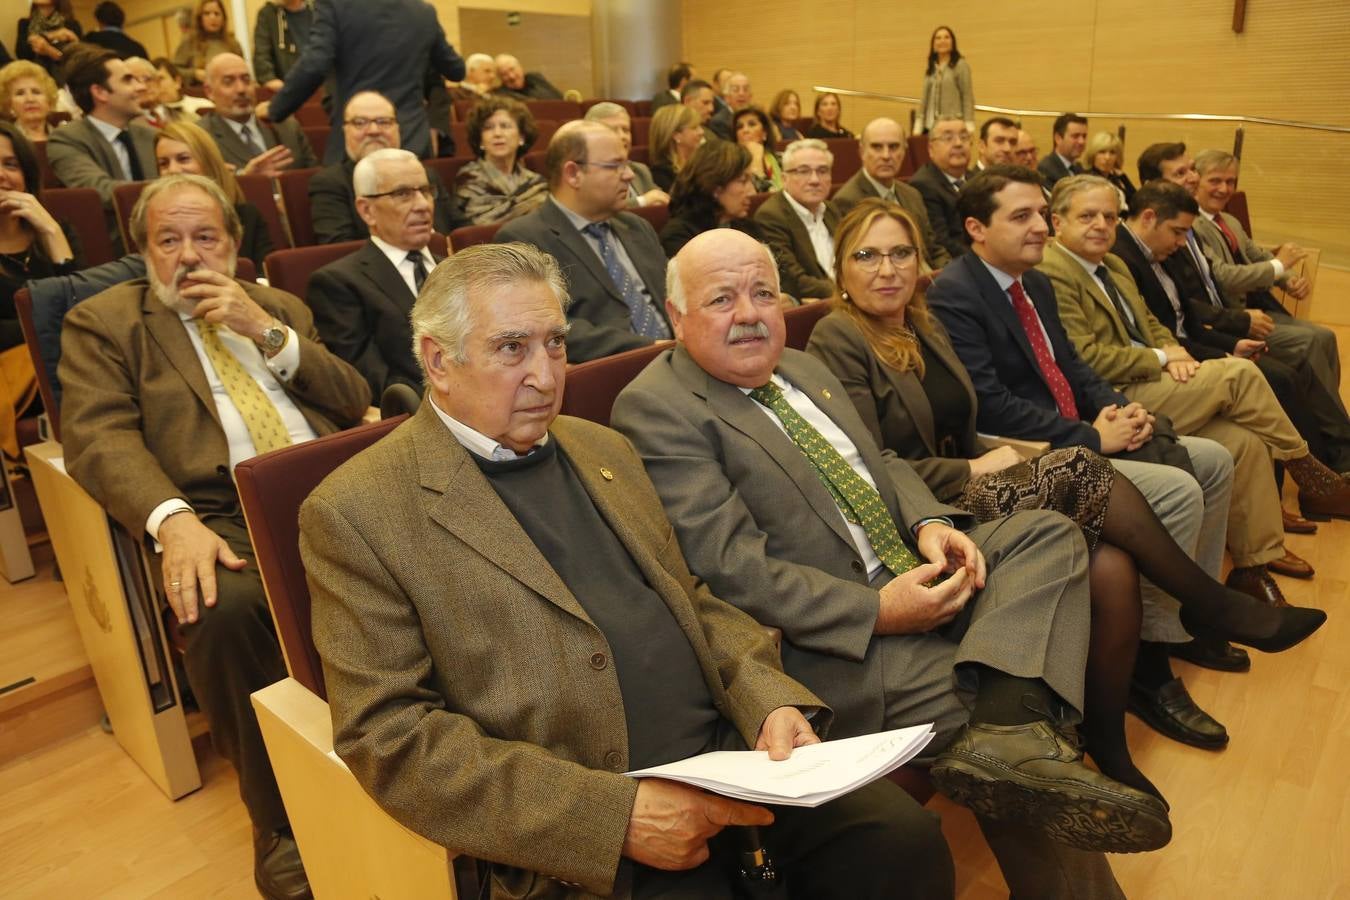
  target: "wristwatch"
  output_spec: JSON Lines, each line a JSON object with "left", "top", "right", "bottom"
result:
{"left": 259, "top": 319, "right": 288, "bottom": 353}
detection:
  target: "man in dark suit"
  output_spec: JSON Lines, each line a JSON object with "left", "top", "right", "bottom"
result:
{"left": 83, "top": 1, "right": 149, "bottom": 59}
{"left": 307, "top": 91, "right": 458, "bottom": 244}
{"left": 908, "top": 116, "right": 974, "bottom": 262}
{"left": 263, "top": 0, "right": 465, "bottom": 162}
{"left": 492, "top": 53, "right": 562, "bottom": 100}
{"left": 58, "top": 175, "right": 371, "bottom": 900}
{"left": 832, "top": 117, "right": 949, "bottom": 269}
{"left": 495, "top": 121, "right": 671, "bottom": 362}
{"left": 706, "top": 71, "right": 751, "bottom": 141}
{"left": 753, "top": 139, "right": 839, "bottom": 301}
{"left": 651, "top": 61, "right": 692, "bottom": 111}
{"left": 585, "top": 102, "right": 670, "bottom": 209}
{"left": 611, "top": 228, "right": 1172, "bottom": 893}
{"left": 974, "top": 116, "right": 1020, "bottom": 172}
{"left": 201, "top": 53, "right": 317, "bottom": 174}
{"left": 303, "top": 241, "right": 954, "bottom": 899}
{"left": 1037, "top": 113, "right": 1087, "bottom": 188}
{"left": 46, "top": 46, "right": 157, "bottom": 252}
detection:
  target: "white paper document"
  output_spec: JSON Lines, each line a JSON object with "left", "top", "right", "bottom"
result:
{"left": 626, "top": 724, "right": 935, "bottom": 808}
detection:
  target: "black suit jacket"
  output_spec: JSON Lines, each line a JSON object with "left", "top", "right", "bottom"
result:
{"left": 1110, "top": 224, "right": 1229, "bottom": 360}
{"left": 306, "top": 239, "right": 440, "bottom": 397}
{"left": 308, "top": 158, "right": 460, "bottom": 245}
{"left": 706, "top": 106, "right": 733, "bottom": 141}
{"left": 201, "top": 112, "right": 318, "bottom": 171}
{"left": 927, "top": 252, "right": 1126, "bottom": 451}
{"left": 1036, "top": 153, "right": 1079, "bottom": 188}
{"left": 1161, "top": 238, "right": 1252, "bottom": 342}
{"left": 83, "top": 29, "right": 149, "bottom": 59}
{"left": 495, "top": 199, "right": 670, "bottom": 362}
{"left": 907, "top": 161, "right": 966, "bottom": 262}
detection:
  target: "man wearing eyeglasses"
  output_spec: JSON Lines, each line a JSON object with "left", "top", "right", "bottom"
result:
{"left": 307, "top": 148, "right": 443, "bottom": 398}
{"left": 909, "top": 116, "right": 975, "bottom": 262}
{"left": 307, "top": 91, "right": 459, "bottom": 244}
{"left": 495, "top": 120, "right": 671, "bottom": 362}
{"left": 753, "top": 138, "right": 839, "bottom": 301}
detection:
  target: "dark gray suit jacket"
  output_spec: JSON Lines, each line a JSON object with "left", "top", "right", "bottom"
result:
{"left": 907, "top": 161, "right": 966, "bottom": 263}
{"left": 46, "top": 117, "right": 159, "bottom": 253}
{"left": 495, "top": 198, "right": 670, "bottom": 362}
{"left": 306, "top": 239, "right": 443, "bottom": 398}
{"left": 831, "top": 170, "right": 952, "bottom": 269}
{"left": 308, "top": 158, "right": 460, "bottom": 245}
{"left": 611, "top": 345, "right": 969, "bottom": 737}
{"left": 201, "top": 113, "right": 319, "bottom": 171}
{"left": 1036, "top": 153, "right": 1079, "bottom": 189}
{"left": 752, "top": 191, "right": 839, "bottom": 300}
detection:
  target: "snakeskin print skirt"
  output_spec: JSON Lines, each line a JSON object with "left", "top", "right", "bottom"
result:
{"left": 957, "top": 446, "right": 1114, "bottom": 550}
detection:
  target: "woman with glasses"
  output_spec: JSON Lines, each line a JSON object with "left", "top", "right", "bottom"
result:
{"left": 805, "top": 200, "right": 1322, "bottom": 808}
{"left": 659, "top": 140, "right": 769, "bottom": 258}
{"left": 454, "top": 96, "right": 547, "bottom": 226}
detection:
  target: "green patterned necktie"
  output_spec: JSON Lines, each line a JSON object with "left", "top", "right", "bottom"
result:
{"left": 749, "top": 380, "right": 921, "bottom": 577}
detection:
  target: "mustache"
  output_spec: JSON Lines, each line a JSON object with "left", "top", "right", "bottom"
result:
{"left": 727, "top": 322, "right": 770, "bottom": 343}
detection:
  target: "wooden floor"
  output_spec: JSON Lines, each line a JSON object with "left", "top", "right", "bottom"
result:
{"left": 3, "top": 292, "right": 1349, "bottom": 899}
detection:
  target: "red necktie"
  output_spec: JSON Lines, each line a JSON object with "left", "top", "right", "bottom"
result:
{"left": 1213, "top": 215, "right": 1240, "bottom": 257}
{"left": 1008, "top": 280, "right": 1079, "bottom": 420}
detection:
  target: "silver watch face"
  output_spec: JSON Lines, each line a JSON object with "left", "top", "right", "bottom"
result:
{"left": 262, "top": 325, "right": 285, "bottom": 351}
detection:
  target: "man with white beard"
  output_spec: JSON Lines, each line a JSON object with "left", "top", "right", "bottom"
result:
{"left": 57, "top": 173, "right": 369, "bottom": 900}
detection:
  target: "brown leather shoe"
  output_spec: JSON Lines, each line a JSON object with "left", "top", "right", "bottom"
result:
{"left": 1293, "top": 457, "right": 1350, "bottom": 520}
{"left": 1266, "top": 550, "right": 1314, "bottom": 579}
{"left": 1225, "top": 566, "right": 1288, "bottom": 607}
{"left": 254, "top": 829, "right": 312, "bottom": 900}
{"left": 1281, "top": 508, "right": 1319, "bottom": 534}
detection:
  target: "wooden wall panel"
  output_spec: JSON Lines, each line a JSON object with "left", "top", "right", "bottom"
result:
{"left": 458, "top": 7, "right": 594, "bottom": 98}
{"left": 683, "top": 0, "right": 1350, "bottom": 266}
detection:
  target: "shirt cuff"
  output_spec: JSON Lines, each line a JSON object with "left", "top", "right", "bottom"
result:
{"left": 1270, "top": 259, "right": 1284, "bottom": 280}
{"left": 1154, "top": 348, "right": 1168, "bottom": 366}
{"left": 147, "top": 499, "right": 194, "bottom": 543}
{"left": 264, "top": 326, "right": 301, "bottom": 382}
{"left": 911, "top": 516, "right": 954, "bottom": 536}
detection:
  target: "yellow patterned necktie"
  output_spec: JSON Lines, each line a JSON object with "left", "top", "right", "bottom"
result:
{"left": 749, "top": 380, "right": 920, "bottom": 577}
{"left": 194, "top": 319, "right": 293, "bottom": 456}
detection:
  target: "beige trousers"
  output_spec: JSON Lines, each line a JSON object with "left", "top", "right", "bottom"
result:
{"left": 1122, "top": 356, "right": 1305, "bottom": 568}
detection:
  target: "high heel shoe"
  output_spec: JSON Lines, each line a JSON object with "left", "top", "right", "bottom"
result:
{"left": 1179, "top": 602, "right": 1327, "bottom": 654}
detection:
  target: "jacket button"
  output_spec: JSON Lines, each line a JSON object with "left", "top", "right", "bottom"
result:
{"left": 604, "top": 751, "right": 623, "bottom": 770}
{"left": 851, "top": 559, "right": 864, "bottom": 573}
{"left": 216, "top": 465, "right": 229, "bottom": 476}
{"left": 590, "top": 652, "right": 607, "bottom": 670}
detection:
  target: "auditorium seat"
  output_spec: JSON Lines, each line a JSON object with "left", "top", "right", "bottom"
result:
{"left": 901, "top": 135, "right": 929, "bottom": 177}
{"left": 236, "top": 174, "right": 292, "bottom": 250}
{"left": 13, "top": 289, "right": 59, "bottom": 440}
{"left": 1227, "top": 190, "right": 1253, "bottom": 236}
{"left": 32, "top": 140, "right": 61, "bottom": 189}
{"left": 522, "top": 150, "right": 547, "bottom": 175}
{"left": 452, "top": 98, "right": 476, "bottom": 121}
{"left": 449, "top": 121, "right": 469, "bottom": 154}
{"left": 823, "top": 138, "right": 862, "bottom": 181}
{"left": 424, "top": 156, "right": 471, "bottom": 192}
{"left": 630, "top": 117, "right": 651, "bottom": 147}
{"left": 524, "top": 99, "right": 581, "bottom": 122}
{"left": 634, "top": 99, "right": 653, "bottom": 118}
{"left": 111, "top": 181, "right": 149, "bottom": 250}
{"left": 263, "top": 241, "right": 365, "bottom": 301}
{"left": 301, "top": 126, "right": 329, "bottom": 161}
{"left": 40, "top": 187, "right": 116, "bottom": 266}
{"left": 629, "top": 146, "right": 649, "bottom": 165}
{"left": 560, "top": 342, "right": 671, "bottom": 427}
{"left": 292, "top": 105, "right": 328, "bottom": 127}
{"left": 533, "top": 119, "right": 559, "bottom": 149}
{"left": 277, "top": 167, "right": 321, "bottom": 247}
{"left": 449, "top": 222, "right": 502, "bottom": 252}
{"left": 630, "top": 204, "right": 668, "bottom": 233}
{"left": 783, "top": 300, "right": 832, "bottom": 350}
{"left": 747, "top": 191, "right": 772, "bottom": 216}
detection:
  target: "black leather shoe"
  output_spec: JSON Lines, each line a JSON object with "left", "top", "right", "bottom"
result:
{"left": 254, "top": 829, "right": 312, "bottom": 900}
{"left": 1127, "top": 679, "right": 1228, "bottom": 750}
{"left": 930, "top": 720, "right": 1171, "bottom": 853}
{"left": 1169, "top": 638, "right": 1251, "bottom": 672}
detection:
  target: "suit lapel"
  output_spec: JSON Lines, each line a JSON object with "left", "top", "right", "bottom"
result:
{"left": 208, "top": 116, "right": 251, "bottom": 165}
{"left": 610, "top": 215, "right": 663, "bottom": 299}
{"left": 140, "top": 288, "right": 219, "bottom": 424}
{"left": 884, "top": 348, "right": 940, "bottom": 457}
{"left": 542, "top": 201, "right": 622, "bottom": 303}
{"left": 78, "top": 119, "right": 122, "bottom": 179}
{"left": 358, "top": 242, "right": 416, "bottom": 316}
{"left": 966, "top": 254, "right": 1045, "bottom": 381}
{"left": 1048, "top": 242, "right": 1127, "bottom": 341}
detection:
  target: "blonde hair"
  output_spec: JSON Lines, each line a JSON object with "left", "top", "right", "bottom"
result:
{"left": 649, "top": 103, "right": 700, "bottom": 171}
{"left": 156, "top": 120, "right": 245, "bottom": 205}
{"left": 831, "top": 199, "right": 936, "bottom": 377}
{"left": 186, "top": 0, "right": 242, "bottom": 69}
{"left": 0, "top": 60, "right": 58, "bottom": 122}
{"left": 1084, "top": 130, "right": 1123, "bottom": 172}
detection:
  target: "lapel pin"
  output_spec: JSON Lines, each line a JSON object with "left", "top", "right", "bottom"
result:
{"left": 600, "top": 467, "right": 614, "bottom": 481}
{"left": 822, "top": 388, "right": 832, "bottom": 400}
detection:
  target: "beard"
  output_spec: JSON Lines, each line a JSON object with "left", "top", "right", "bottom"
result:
{"left": 149, "top": 254, "right": 238, "bottom": 316}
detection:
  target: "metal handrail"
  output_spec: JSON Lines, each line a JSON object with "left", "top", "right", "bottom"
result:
{"left": 813, "top": 85, "right": 1350, "bottom": 135}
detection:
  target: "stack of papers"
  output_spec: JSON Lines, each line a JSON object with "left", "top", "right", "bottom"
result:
{"left": 626, "top": 724, "right": 935, "bottom": 808}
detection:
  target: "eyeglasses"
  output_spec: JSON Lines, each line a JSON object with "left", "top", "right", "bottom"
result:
{"left": 784, "top": 165, "right": 831, "bottom": 179}
{"left": 345, "top": 116, "right": 397, "bottom": 129}
{"left": 362, "top": 185, "right": 435, "bottom": 203}
{"left": 849, "top": 246, "right": 918, "bottom": 270}
{"left": 930, "top": 131, "right": 971, "bottom": 144}
{"left": 581, "top": 160, "right": 631, "bottom": 172}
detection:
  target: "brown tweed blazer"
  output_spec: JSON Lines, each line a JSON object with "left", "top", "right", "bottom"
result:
{"left": 300, "top": 404, "right": 824, "bottom": 899}
{"left": 59, "top": 279, "right": 371, "bottom": 535}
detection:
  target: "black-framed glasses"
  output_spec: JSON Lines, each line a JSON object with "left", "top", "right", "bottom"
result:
{"left": 849, "top": 246, "right": 918, "bottom": 270}
{"left": 362, "top": 185, "right": 435, "bottom": 203}
{"left": 345, "top": 116, "right": 398, "bottom": 129}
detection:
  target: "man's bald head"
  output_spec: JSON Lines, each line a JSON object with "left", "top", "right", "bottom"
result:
{"left": 496, "top": 54, "right": 525, "bottom": 91}
{"left": 203, "top": 52, "right": 255, "bottom": 121}
{"left": 860, "top": 118, "right": 905, "bottom": 184}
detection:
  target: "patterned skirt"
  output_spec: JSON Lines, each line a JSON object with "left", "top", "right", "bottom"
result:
{"left": 957, "top": 446, "right": 1114, "bottom": 550}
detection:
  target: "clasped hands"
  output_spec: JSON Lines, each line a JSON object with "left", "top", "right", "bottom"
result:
{"left": 876, "top": 521, "right": 986, "bottom": 635}
{"left": 1092, "top": 401, "right": 1153, "bottom": 454}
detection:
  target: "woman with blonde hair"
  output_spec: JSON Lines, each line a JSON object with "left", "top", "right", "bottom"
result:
{"left": 0, "top": 60, "right": 59, "bottom": 143}
{"left": 1084, "top": 130, "right": 1136, "bottom": 208}
{"left": 172, "top": 0, "right": 243, "bottom": 85}
{"left": 154, "top": 120, "right": 272, "bottom": 266}
{"left": 805, "top": 199, "right": 1324, "bottom": 807}
{"left": 648, "top": 102, "right": 703, "bottom": 192}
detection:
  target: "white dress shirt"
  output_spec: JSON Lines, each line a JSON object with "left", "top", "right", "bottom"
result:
{"left": 783, "top": 191, "right": 835, "bottom": 274}
{"left": 371, "top": 235, "right": 437, "bottom": 298}
{"left": 979, "top": 258, "right": 1057, "bottom": 357}
{"left": 429, "top": 393, "right": 548, "bottom": 461}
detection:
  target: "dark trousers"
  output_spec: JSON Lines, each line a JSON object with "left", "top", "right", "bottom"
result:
{"left": 629, "top": 777, "right": 954, "bottom": 899}
{"left": 1257, "top": 353, "right": 1350, "bottom": 472}
{"left": 157, "top": 514, "right": 289, "bottom": 834}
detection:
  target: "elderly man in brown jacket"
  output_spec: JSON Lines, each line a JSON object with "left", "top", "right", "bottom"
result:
{"left": 60, "top": 174, "right": 371, "bottom": 900}
{"left": 299, "top": 242, "right": 953, "bottom": 899}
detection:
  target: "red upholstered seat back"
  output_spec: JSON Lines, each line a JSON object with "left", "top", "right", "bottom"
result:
{"left": 783, "top": 300, "right": 832, "bottom": 350}
{"left": 560, "top": 342, "right": 670, "bottom": 427}
{"left": 41, "top": 187, "right": 117, "bottom": 266}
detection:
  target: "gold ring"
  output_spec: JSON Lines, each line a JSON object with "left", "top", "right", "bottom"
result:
{"left": 170, "top": 581, "right": 182, "bottom": 588}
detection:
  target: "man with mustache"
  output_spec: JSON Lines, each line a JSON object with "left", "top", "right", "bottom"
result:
{"left": 308, "top": 90, "right": 459, "bottom": 244}
{"left": 308, "top": 148, "right": 445, "bottom": 397}
{"left": 200, "top": 52, "right": 316, "bottom": 176}
{"left": 58, "top": 174, "right": 370, "bottom": 900}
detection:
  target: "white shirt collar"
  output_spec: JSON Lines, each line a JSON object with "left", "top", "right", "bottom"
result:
{"left": 783, "top": 189, "right": 826, "bottom": 224}
{"left": 370, "top": 234, "right": 434, "bottom": 271}
{"left": 1055, "top": 152, "right": 1075, "bottom": 171}
{"left": 223, "top": 114, "right": 263, "bottom": 141}
{"left": 87, "top": 114, "right": 125, "bottom": 145}
{"left": 1055, "top": 241, "right": 1107, "bottom": 277}
{"left": 977, "top": 255, "right": 1017, "bottom": 293}
{"left": 550, "top": 194, "right": 607, "bottom": 229}
{"left": 1199, "top": 209, "right": 1220, "bottom": 223}
{"left": 1121, "top": 225, "right": 1156, "bottom": 262}
{"left": 862, "top": 170, "right": 896, "bottom": 200}
{"left": 429, "top": 394, "right": 548, "bottom": 460}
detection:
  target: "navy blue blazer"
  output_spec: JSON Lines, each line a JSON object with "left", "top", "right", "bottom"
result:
{"left": 926, "top": 252, "right": 1126, "bottom": 451}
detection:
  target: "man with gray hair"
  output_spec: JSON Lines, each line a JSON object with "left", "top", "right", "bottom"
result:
{"left": 449, "top": 51, "right": 495, "bottom": 99}
{"left": 706, "top": 71, "right": 752, "bottom": 141}
{"left": 495, "top": 120, "right": 671, "bottom": 361}
{"left": 909, "top": 116, "right": 975, "bottom": 261}
{"left": 584, "top": 101, "right": 669, "bottom": 208}
{"left": 301, "top": 240, "right": 952, "bottom": 899}
{"left": 493, "top": 52, "right": 561, "bottom": 100}
{"left": 58, "top": 173, "right": 370, "bottom": 900}
{"left": 754, "top": 138, "right": 839, "bottom": 300}
{"left": 308, "top": 147, "right": 445, "bottom": 397}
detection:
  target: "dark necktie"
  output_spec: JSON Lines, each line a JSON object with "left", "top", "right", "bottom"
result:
{"left": 748, "top": 380, "right": 920, "bottom": 578}
{"left": 581, "top": 222, "right": 670, "bottom": 339}
{"left": 406, "top": 251, "right": 428, "bottom": 293}
{"left": 1008, "top": 280, "right": 1079, "bottom": 420}
{"left": 1212, "top": 215, "right": 1241, "bottom": 258}
{"left": 1094, "top": 265, "right": 1146, "bottom": 344}
{"left": 239, "top": 122, "right": 266, "bottom": 157}
{"left": 115, "top": 130, "right": 143, "bottom": 180}
{"left": 1185, "top": 232, "right": 1224, "bottom": 308}
{"left": 951, "top": 177, "right": 964, "bottom": 193}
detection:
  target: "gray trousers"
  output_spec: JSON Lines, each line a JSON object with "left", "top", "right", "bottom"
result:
{"left": 1263, "top": 310, "right": 1345, "bottom": 417}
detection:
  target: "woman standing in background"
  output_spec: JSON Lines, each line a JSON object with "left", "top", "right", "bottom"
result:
{"left": 916, "top": 25, "right": 974, "bottom": 135}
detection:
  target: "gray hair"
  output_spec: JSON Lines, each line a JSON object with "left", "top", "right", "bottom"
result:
{"left": 353, "top": 147, "right": 419, "bottom": 196}
{"left": 781, "top": 138, "right": 833, "bottom": 171}
{"left": 584, "top": 101, "right": 628, "bottom": 122}
{"left": 666, "top": 241, "right": 779, "bottom": 314}
{"left": 1049, "top": 173, "right": 1117, "bottom": 216}
{"left": 464, "top": 53, "right": 494, "bottom": 70}
{"left": 411, "top": 243, "right": 572, "bottom": 373}
{"left": 1193, "top": 149, "right": 1237, "bottom": 177}
{"left": 130, "top": 173, "right": 241, "bottom": 250}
